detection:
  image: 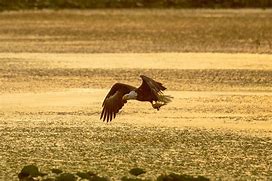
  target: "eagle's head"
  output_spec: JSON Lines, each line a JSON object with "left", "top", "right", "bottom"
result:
{"left": 122, "top": 91, "right": 137, "bottom": 101}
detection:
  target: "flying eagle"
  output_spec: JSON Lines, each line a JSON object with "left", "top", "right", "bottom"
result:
{"left": 100, "top": 75, "right": 173, "bottom": 122}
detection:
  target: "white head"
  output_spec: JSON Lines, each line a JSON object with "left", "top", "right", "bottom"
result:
{"left": 123, "top": 91, "right": 138, "bottom": 101}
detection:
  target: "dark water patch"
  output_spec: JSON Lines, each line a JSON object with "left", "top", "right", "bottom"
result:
{"left": 18, "top": 165, "right": 209, "bottom": 181}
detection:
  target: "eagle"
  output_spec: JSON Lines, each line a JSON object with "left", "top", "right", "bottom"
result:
{"left": 100, "top": 75, "right": 173, "bottom": 122}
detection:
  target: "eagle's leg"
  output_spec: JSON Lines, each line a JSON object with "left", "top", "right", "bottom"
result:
{"left": 151, "top": 101, "right": 166, "bottom": 111}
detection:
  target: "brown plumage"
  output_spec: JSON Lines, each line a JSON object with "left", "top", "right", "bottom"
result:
{"left": 100, "top": 75, "right": 173, "bottom": 122}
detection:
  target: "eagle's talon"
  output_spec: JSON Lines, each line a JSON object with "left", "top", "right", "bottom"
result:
{"left": 152, "top": 102, "right": 165, "bottom": 110}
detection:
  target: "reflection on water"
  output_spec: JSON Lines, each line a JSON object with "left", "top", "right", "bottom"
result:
{"left": 0, "top": 53, "right": 272, "bottom": 180}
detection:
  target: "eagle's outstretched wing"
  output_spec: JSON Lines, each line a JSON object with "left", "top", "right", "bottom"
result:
{"left": 139, "top": 75, "right": 172, "bottom": 105}
{"left": 141, "top": 75, "right": 166, "bottom": 91}
{"left": 138, "top": 75, "right": 166, "bottom": 98}
{"left": 100, "top": 83, "right": 136, "bottom": 122}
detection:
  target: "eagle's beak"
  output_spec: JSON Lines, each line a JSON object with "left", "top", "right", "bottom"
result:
{"left": 122, "top": 95, "right": 129, "bottom": 101}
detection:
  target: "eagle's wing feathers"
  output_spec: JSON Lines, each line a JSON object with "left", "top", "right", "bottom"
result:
{"left": 140, "top": 75, "right": 166, "bottom": 95}
{"left": 101, "top": 83, "right": 135, "bottom": 122}
{"left": 139, "top": 75, "right": 172, "bottom": 104}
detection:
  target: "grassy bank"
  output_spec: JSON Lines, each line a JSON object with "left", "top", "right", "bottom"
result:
{"left": 0, "top": 0, "right": 272, "bottom": 10}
